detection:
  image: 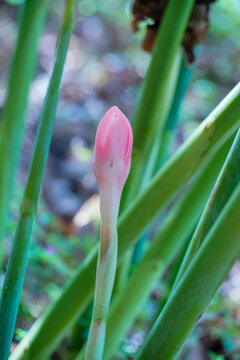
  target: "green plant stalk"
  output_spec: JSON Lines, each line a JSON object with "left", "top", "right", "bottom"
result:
{"left": 121, "top": 0, "right": 195, "bottom": 210}
{"left": 116, "top": 0, "right": 195, "bottom": 288}
{"left": 0, "top": 1, "right": 75, "bottom": 359}
{"left": 0, "top": 0, "right": 47, "bottom": 263}
{"left": 85, "top": 228, "right": 117, "bottom": 360}
{"left": 132, "top": 51, "right": 193, "bottom": 266}
{"left": 75, "top": 138, "right": 232, "bottom": 360}
{"left": 154, "top": 55, "right": 194, "bottom": 168}
{"left": 11, "top": 82, "right": 240, "bottom": 360}
{"left": 140, "top": 50, "right": 182, "bottom": 187}
{"left": 174, "top": 127, "right": 240, "bottom": 287}
{"left": 116, "top": 50, "right": 182, "bottom": 291}
{"left": 137, "top": 51, "right": 195, "bottom": 318}
{"left": 136, "top": 183, "right": 240, "bottom": 360}
{"left": 132, "top": 0, "right": 194, "bottom": 154}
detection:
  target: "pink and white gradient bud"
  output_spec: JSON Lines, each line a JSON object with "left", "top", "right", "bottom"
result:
{"left": 93, "top": 106, "right": 133, "bottom": 227}
{"left": 86, "top": 107, "right": 132, "bottom": 360}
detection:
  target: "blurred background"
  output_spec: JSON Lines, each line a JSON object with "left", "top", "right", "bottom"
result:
{"left": 0, "top": 0, "right": 240, "bottom": 358}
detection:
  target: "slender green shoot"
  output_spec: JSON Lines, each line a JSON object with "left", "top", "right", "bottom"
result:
{"left": 85, "top": 232, "right": 118, "bottom": 360}
{"left": 0, "top": 1, "right": 75, "bottom": 358}
{"left": 121, "top": 0, "right": 195, "bottom": 209}
{"left": 132, "top": 50, "right": 193, "bottom": 266}
{"left": 116, "top": 0, "right": 195, "bottom": 287}
{"left": 0, "top": 0, "right": 47, "bottom": 264}
{"left": 116, "top": 50, "right": 181, "bottom": 291}
{"left": 154, "top": 53, "right": 194, "bottom": 168}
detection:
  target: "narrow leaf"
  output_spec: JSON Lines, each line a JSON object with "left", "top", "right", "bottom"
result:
{"left": 136, "top": 128, "right": 240, "bottom": 360}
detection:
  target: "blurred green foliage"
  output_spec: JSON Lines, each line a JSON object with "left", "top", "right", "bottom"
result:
{"left": 1, "top": 0, "right": 239, "bottom": 358}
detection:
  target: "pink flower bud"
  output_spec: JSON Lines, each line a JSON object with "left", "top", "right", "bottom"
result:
{"left": 93, "top": 106, "right": 133, "bottom": 225}
{"left": 93, "top": 106, "right": 133, "bottom": 181}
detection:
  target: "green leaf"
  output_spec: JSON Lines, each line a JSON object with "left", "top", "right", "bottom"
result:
{"left": 136, "top": 129, "right": 240, "bottom": 360}
{"left": 174, "top": 128, "right": 240, "bottom": 286}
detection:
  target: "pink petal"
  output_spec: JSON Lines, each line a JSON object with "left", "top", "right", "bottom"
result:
{"left": 93, "top": 106, "right": 133, "bottom": 188}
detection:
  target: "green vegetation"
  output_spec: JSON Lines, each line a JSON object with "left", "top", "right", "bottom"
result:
{"left": 0, "top": 0, "right": 239, "bottom": 359}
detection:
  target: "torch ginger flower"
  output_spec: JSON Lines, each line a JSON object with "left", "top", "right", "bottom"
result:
{"left": 86, "top": 106, "right": 133, "bottom": 360}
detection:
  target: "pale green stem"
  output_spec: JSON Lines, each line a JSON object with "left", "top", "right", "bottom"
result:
{"left": 154, "top": 52, "right": 195, "bottom": 169}
{"left": 85, "top": 225, "right": 117, "bottom": 360}
{"left": 131, "top": 50, "right": 183, "bottom": 266}
{"left": 120, "top": 0, "right": 195, "bottom": 210}
{"left": 115, "top": 50, "right": 182, "bottom": 293}
{"left": 140, "top": 49, "right": 182, "bottom": 187}
{"left": 85, "top": 159, "right": 121, "bottom": 359}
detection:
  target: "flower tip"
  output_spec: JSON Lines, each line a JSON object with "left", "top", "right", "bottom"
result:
{"left": 106, "top": 105, "right": 120, "bottom": 115}
{"left": 105, "top": 106, "right": 127, "bottom": 125}
{"left": 93, "top": 106, "right": 133, "bottom": 188}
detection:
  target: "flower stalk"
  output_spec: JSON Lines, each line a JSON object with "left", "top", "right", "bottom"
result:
{"left": 85, "top": 107, "right": 133, "bottom": 359}
{"left": 85, "top": 228, "right": 117, "bottom": 360}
